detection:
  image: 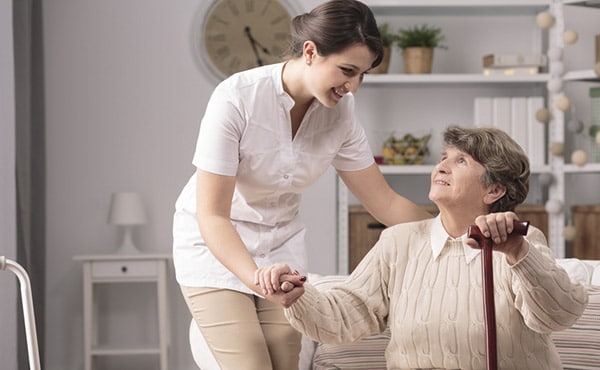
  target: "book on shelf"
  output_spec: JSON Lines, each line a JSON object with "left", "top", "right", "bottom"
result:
{"left": 527, "top": 97, "right": 545, "bottom": 167}
{"left": 511, "top": 97, "right": 528, "bottom": 153}
{"left": 492, "top": 97, "right": 511, "bottom": 135}
{"left": 483, "top": 53, "right": 547, "bottom": 68}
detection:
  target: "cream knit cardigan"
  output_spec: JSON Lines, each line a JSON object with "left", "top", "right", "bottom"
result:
{"left": 285, "top": 218, "right": 588, "bottom": 370}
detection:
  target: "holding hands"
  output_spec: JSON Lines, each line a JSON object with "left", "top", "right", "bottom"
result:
{"left": 254, "top": 263, "right": 307, "bottom": 307}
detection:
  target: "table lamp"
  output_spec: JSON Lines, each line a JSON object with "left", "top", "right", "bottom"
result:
{"left": 107, "top": 192, "right": 147, "bottom": 254}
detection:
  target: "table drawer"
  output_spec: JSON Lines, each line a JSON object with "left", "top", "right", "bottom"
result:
{"left": 91, "top": 260, "right": 158, "bottom": 278}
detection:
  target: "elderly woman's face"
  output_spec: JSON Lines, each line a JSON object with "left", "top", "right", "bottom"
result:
{"left": 429, "top": 146, "right": 489, "bottom": 210}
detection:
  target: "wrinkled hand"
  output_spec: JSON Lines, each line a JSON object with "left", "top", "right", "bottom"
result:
{"left": 254, "top": 263, "right": 307, "bottom": 307}
{"left": 465, "top": 211, "right": 529, "bottom": 264}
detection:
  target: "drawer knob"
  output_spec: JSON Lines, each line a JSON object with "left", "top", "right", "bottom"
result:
{"left": 121, "top": 266, "right": 128, "bottom": 273}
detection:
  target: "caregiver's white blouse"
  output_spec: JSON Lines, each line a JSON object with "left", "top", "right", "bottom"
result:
{"left": 173, "top": 62, "right": 373, "bottom": 294}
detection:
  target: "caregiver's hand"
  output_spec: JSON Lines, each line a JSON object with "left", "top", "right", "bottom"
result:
{"left": 255, "top": 262, "right": 306, "bottom": 295}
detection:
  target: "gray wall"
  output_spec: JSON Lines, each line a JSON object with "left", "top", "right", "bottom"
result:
{"left": 0, "top": 0, "right": 17, "bottom": 369}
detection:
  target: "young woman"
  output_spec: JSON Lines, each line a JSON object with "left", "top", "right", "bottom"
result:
{"left": 172, "top": 1, "right": 431, "bottom": 369}
{"left": 280, "top": 126, "right": 588, "bottom": 370}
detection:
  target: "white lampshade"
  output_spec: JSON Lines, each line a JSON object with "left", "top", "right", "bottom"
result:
{"left": 108, "top": 192, "right": 147, "bottom": 225}
{"left": 107, "top": 192, "right": 147, "bottom": 254}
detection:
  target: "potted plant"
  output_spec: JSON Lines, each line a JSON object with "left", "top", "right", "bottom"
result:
{"left": 370, "top": 23, "right": 398, "bottom": 74}
{"left": 395, "top": 24, "right": 447, "bottom": 74}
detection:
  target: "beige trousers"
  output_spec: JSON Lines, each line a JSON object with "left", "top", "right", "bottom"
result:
{"left": 181, "top": 285, "right": 301, "bottom": 370}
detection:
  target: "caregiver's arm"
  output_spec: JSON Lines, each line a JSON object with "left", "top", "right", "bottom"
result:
{"left": 338, "top": 163, "right": 432, "bottom": 227}
{"left": 195, "top": 169, "right": 304, "bottom": 306}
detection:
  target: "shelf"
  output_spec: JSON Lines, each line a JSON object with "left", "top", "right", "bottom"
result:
{"left": 563, "top": 69, "right": 600, "bottom": 82}
{"left": 363, "top": 73, "right": 549, "bottom": 85}
{"left": 564, "top": 163, "right": 600, "bottom": 173}
{"left": 91, "top": 346, "right": 162, "bottom": 356}
{"left": 364, "top": 0, "right": 549, "bottom": 15}
{"left": 379, "top": 164, "right": 552, "bottom": 174}
{"left": 563, "top": 0, "right": 600, "bottom": 7}
{"left": 364, "top": 0, "right": 549, "bottom": 8}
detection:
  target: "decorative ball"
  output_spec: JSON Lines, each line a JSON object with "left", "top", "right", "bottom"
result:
{"left": 547, "top": 78, "right": 563, "bottom": 93}
{"left": 550, "top": 61, "right": 565, "bottom": 76}
{"left": 538, "top": 172, "right": 553, "bottom": 187}
{"left": 563, "top": 225, "right": 577, "bottom": 241}
{"left": 563, "top": 29, "right": 579, "bottom": 45}
{"left": 555, "top": 95, "right": 571, "bottom": 112}
{"left": 545, "top": 199, "right": 563, "bottom": 214}
{"left": 567, "top": 119, "right": 584, "bottom": 133}
{"left": 595, "top": 62, "right": 600, "bottom": 76}
{"left": 549, "top": 142, "right": 565, "bottom": 156}
{"left": 535, "top": 107, "right": 551, "bottom": 123}
{"left": 571, "top": 149, "right": 587, "bottom": 166}
{"left": 547, "top": 47, "right": 563, "bottom": 61}
{"left": 536, "top": 11, "right": 555, "bottom": 29}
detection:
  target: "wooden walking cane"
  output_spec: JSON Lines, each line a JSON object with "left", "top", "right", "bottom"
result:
{"left": 467, "top": 220, "right": 529, "bottom": 370}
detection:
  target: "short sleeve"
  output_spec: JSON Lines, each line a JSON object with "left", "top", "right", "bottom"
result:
{"left": 192, "top": 82, "right": 244, "bottom": 176}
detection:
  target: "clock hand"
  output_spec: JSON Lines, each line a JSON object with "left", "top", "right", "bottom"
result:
{"left": 244, "top": 27, "right": 263, "bottom": 66}
{"left": 244, "top": 26, "right": 271, "bottom": 66}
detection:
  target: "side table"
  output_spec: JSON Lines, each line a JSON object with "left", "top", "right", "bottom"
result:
{"left": 74, "top": 254, "right": 171, "bottom": 370}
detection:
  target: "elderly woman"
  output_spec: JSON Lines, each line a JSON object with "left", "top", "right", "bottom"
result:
{"left": 264, "top": 125, "right": 588, "bottom": 370}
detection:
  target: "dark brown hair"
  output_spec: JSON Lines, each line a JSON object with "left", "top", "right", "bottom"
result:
{"left": 443, "top": 125, "right": 530, "bottom": 213}
{"left": 287, "top": 0, "right": 384, "bottom": 68}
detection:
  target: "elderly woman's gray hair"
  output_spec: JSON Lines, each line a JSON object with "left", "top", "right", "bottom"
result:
{"left": 443, "top": 125, "right": 530, "bottom": 213}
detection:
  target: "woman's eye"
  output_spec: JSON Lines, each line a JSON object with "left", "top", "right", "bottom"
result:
{"left": 340, "top": 67, "right": 354, "bottom": 75}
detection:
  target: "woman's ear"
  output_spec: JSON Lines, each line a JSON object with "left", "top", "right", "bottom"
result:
{"left": 303, "top": 41, "right": 317, "bottom": 64}
{"left": 483, "top": 184, "right": 506, "bottom": 205}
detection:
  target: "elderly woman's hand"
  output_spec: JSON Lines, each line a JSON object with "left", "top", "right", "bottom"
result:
{"left": 466, "top": 211, "right": 530, "bottom": 265}
{"left": 254, "top": 262, "right": 306, "bottom": 295}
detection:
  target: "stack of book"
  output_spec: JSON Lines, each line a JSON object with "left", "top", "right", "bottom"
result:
{"left": 482, "top": 53, "right": 547, "bottom": 76}
{"left": 473, "top": 96, "right": 546, "bottom": 166}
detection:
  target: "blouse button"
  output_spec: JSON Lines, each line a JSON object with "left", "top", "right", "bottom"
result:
{"left": 283, "top": 174, "right": 289, "bottom": 179}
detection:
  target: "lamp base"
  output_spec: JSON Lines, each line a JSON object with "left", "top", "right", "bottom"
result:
{"left": 116, "top": 226, "right": 141, "bottom": 254}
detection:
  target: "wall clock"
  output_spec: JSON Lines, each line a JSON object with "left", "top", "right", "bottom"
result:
{"left": 192, "top": 0, "right": 301, "bottom": 81}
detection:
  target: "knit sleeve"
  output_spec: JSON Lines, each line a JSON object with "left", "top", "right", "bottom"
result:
{"left": 284, "top": 238, "right": 392, "bottom": 344}
{"left": 509, "top": 227, "right": 588, "bottom": 333}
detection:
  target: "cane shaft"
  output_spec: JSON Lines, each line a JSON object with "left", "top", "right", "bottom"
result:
{"left": 467, "top": 220, "right": 529, "bottom": 370}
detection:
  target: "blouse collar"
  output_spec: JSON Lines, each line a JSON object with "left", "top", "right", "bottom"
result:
{"left": 430, "top": 214, "right": 480, "bottom": 264}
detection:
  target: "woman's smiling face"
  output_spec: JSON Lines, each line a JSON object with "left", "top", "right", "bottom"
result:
{"left": 306, "top": 43, "right": 376, "bottom": 108}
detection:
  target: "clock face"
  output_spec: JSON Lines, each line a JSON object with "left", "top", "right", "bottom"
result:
{"left": 195, "top": 0, "right": 295, "bottom": 80}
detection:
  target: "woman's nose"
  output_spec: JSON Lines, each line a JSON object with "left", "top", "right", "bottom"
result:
{"left": 346, "top": 77, "right": 361, "bottom": 93}
{"left": 435, "top": 160, "right": 449, "bottom": 173}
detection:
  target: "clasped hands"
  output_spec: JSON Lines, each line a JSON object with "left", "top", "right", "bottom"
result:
{"left": 254, "top": 264, "right": 306, "bottom": 308}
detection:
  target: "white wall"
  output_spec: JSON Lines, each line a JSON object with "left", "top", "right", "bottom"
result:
{"left": 0, "top": 0, "right": 17, "bottom": 368}
{"left": 42, "top": 1, "right": 325, "bottom": 369}
{"left": 41, "top": 1, "right": 599, "bottom": 369}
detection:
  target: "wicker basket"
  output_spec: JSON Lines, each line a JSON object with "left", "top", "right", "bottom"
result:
{"left": 402, "top": 47, "right": 433, "bottom": 74}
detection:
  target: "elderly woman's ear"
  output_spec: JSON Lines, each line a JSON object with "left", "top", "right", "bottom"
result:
{"left": 483, "top": 184, "right": 506, "bottom": 206}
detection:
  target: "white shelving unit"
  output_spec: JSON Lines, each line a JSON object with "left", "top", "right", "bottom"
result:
{"left": 336, "top": 0, "right": 600, "bottom": 274}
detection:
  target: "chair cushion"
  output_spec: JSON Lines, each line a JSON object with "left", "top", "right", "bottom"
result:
{"left": 551, "top": 286, "right": 600, "bottom": 370}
